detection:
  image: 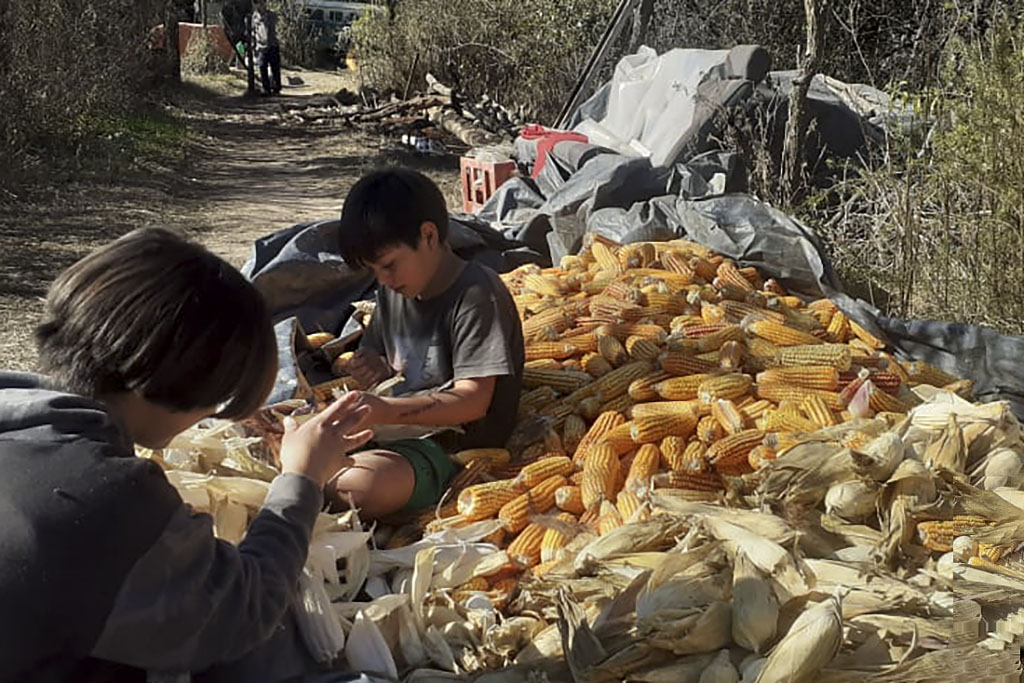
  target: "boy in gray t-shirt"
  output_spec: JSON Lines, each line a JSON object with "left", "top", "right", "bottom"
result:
{"left": 329, "top": 168, "right": 525, "bottom": 518}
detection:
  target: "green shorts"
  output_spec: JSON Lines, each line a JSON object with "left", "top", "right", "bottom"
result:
{"left": 373, "top": 437, "right": 458, "bottom": 511}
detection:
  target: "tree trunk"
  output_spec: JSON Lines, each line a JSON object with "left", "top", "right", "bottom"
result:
{"left": 164, "top": 0, "right": 181, "bottom": 82}
{"left": 780, "top": 0, "right": 825, "bottom": 204}
{"left": 629, "top": 0, "right": 655, "bottom": 53}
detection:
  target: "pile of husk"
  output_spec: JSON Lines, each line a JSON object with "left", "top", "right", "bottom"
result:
{"left": 143, "top": 237, "right": 1024, "bottom": 682}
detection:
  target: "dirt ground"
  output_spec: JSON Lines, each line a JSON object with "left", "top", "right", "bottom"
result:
{"left": 0, "top": 66, "right": 462, "bottom": 372}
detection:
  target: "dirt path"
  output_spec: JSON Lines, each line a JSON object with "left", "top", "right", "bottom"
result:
{"left": 0, "top": 67, "right": 461, "bottom": 372}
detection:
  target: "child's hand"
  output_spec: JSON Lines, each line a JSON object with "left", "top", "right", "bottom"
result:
{"left": 279, "top": 392, "right": 374, "bottom": 486}
{"left": 349, "top": 349, "right": 392, "bottom": 388}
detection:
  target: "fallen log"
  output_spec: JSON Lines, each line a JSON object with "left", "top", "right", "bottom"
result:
{"left": 432, "top": 107, "right": 505, "bottom": 148}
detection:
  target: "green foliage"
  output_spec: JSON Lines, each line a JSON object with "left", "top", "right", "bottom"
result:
{"left": 351, "top": 0, "right": 616, "bottom": 122}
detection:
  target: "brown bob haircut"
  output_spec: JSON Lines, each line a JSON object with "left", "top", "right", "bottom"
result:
{"left": 35, "top": 228, "right": 277, "bottom": 419}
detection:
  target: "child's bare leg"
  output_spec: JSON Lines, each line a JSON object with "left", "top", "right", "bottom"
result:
{"left": 326, "top": 449, "right": 416, "bottom": 519}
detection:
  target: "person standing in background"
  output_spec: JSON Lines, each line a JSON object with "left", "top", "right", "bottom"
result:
{"left": 253, "top": 0, "right": 282, "bottom": 96}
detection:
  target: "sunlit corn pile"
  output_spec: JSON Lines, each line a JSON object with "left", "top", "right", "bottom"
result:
{"left": 146, "top": 236, "right": 1024, "bottom": 681}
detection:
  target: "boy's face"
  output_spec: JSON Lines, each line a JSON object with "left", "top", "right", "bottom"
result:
{"left": 366, "top": 222, "right": 442, "bottom": 298}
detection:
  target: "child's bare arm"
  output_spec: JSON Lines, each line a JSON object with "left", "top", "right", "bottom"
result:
{"left": 357, "top": 377, "right": 495, "bottom": 426}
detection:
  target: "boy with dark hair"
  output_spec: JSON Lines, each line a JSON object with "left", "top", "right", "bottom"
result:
{"left": 329, "top": 167, "right": 525, "bottom": 517}
{"left": 0, "top": 228, "right": 373, "bottom": 680}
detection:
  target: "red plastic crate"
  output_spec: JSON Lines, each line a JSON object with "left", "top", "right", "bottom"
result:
{"left": 460, "top": 156, "right": 516, "bottom": 214}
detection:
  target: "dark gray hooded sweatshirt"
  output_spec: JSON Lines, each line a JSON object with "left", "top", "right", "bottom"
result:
{"left": 0, "top": 373, "right": 323, "bottom": 682}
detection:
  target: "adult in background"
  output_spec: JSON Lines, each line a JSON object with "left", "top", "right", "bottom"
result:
{"left": 253, "top": 0, "right": 282, "bottom": 96}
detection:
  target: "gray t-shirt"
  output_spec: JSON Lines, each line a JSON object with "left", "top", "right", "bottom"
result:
{"left": 361, "top": 261, "right": 524, "bottom": 449}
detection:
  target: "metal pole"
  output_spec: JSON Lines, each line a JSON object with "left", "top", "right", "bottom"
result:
{"left": 246, "top": 1, "right": 256, "bottom": 94}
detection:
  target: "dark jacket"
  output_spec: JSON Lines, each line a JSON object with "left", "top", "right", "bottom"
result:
{"left": 0, "top": 373, "right": 323, "bottom": 682}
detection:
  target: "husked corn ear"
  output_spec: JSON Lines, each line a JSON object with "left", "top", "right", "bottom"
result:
{"left": 902, "top": 360, "right": 958, "bottom": 388}
{"left": 700, "top": 302, "right": 727, "bottom": 325}
{"left": 625, "top": 335, "right": 662, "bottom": 361}
{"left": 773, "top": 344, "right": 852, "bottom": 371}
{"left": 802, "top": 395, "right": 838, "bottom": 427}
{"left": 748, "top": 445, "right": 777, "bottom": 470}
{"left": 715, "top": 259, "right": 755, "bottom": 291}
{"left": 582, "top": 352, "right": 614, "bottom": 378}
{"left": 592, "top": 241, "right": 622, "bottom": 274}
{"left": 763, "top": 278, "right": 787, "bottom": 295}
{"left": 447, "top": 458, "right": 489, "bottom": 492}
{"left": 623, "top": 443, "right": 661, "bottom": 493}
{"left": 524, "top": 358, "right": 563, "bottom": 371}
{"left": 604, "top": 280, "right": 644, "bottom": 304}
{"left": 563, "top": 331, "right": 600, "bottom": 353}
{"left": 762, "top": 408, "right": 819, "bottom": 434}
{"left": 598, "top": 500, "right": 624, "bottom": 535}
{"left": 450, "top": 448, "right": 511, "bottom": 467}
{"left": 655, "top": 373, "right": 716, "bottom": 401}
{"left": 825, "top": 310, "right": 851, "bottom": 343}
{"left": 599, "top": 392, "right": 635, "bottom": 416}
{"left": 616, "top": 490, "right": 647, "bottom": 522}
{"left": 515, "top": 456, "right": 574, "bottom": 488}
{"left": 739, "top": 399, "right": 773, "bottom": 421}
{"left": 916, "top": 516, "right": 991, "bottom": 552}
{"left": 642, "top": 292, "right": 688, "bottom": 316}
{"left": 867, "top": 383, "right": 910, "bottom": 414}
{"left": 522, "top": 368, "right": 592, "bottom": 392}
{"left": 458, "top": 480, "right": 528, "bottom": 520}
{"left": 631, "top": 400, "right": 706, "bottom": 420}
{"left": 555, "top": 485, "right": 585, "bottom": 514}
{"left": 598, "top": 334, "right": 629, "bottom": 367}
{"left": 698, "top": 373, "right": 753, "bottom": 403}
{"left": 746, "top": 319, "right": 822, "bottom": 346}
{"left": 659, "top": 352, "right": 719, "bottom": 376}
{"left": 652, "top": 470, "right": 724, "bottom": 491}
{"left": 562, "top": 414, "right": 587, "bottom": 455}
{"left": 697, "top": 414, "right": 725, "bottom": 444}
{"left": 738, "top": 266, "right": 763, "bottom": 289}
{"left": 711, "top": 399, "right": 748, "bottom": 434}
{"left": 519, "top": 386, "right": 559, "bottom": 415}
{"left": 661, "top": 251, "right": 696, "bottom": 281}
{"left": 707, "top": 429, "right": 766, "bottom": 474}
{"left": 600, "top": 323, "right": 669, "bottom": 342}
{"left": 598, "top": 422, "right": 636, "bottom": 455}
{"left": 525, "top": 341, "right": 578, "bottom": 362}
{"left": 568, "top": 361, "right": 653, "bottom": 406}
{"left": 540, "top": 512, "right": 578, "bottom": 563}
{"left": 542, "top": 427, "right": 565, "bottom": 455}
{"left": 629, "top": 372, "right": 672, "bottom": 402}
{"left": 849, "top": 319, "right": 887, "bottom": 350}
{"left": 522, "top": 273, "right": 563, "bottom": 297}
{"left": 498, "top": 474, "right": 567, "bottom": 533}
{"left": 507, "top": 522, "right": 546, "bottom": 567}
{"left": 572, "top": 411, "right": 626, "bottom": 466}
{"left": 581, "top": 442, "right": 621, "bottom": 509}
{"left": 577, "top": 396, "right": 604, "bottom": 421}
{"left": 757, "top": 383, "right": 845, "bottom": 411}
{"left": 757, "top": 366, "right": 840, "bottom": 391}
{"left": 630, "top": 413, "right": 698, "bottom": 444}
{"left": 696, "top": 325, "right": 745, "bottom": 353}
{"left": 719, "top": 340, "right": 745, "bottom": 371}
{"left": 662, "top": 437, "right": 707, "bottom": 472}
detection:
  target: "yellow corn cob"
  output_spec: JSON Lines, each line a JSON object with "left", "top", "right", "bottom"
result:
{"left": 525, "top": 341, "right": 578, "bottom": 362}
{"left": 447, "top": 458, "right": 489, "bottom": 493}
{"left": 581, "top": 442, "right": 621, "bottom": 509}
{"left": 849, "top": 319, "right": 886, "bottom": 350}
{"left": 658, "top": 352, "right": 718, "bottom": 376}
{"left": 689, "top": 256, "right": 718, "bottom": 282}
{"left": 697, "top": 373, "right": 753, "bottom": 403}
{"left": 522, "top": 367, "right": 592, "bottom": 392}
{"left": 457, "top": 480, "right": 528, "bottom": 520}
{"left": 591, "top": 241, "right": 622, "bottom": 274}
{"left": 825, "top": 310, "right": 851, "bottom": 343}
{"left": 562, "top": 414, "right": 587, "bottom": 455}
{"left": 555, "top": 485, "right": 585, "bottom": 515}
{"left": 916, "top": 516, "right": 991, "bottom": 552}
{"left": 801, "top": 395, "right": 838, "bottom": 427}
{"left": 746, "top": 319, "right": 822, "bottom": 347}
{"left": 616, "top": 490, "right": 647, "bottom": 522}
{"left": 563, "top": 331, "right": 600, "bottom": 354}
{"left": 756, "top": 383, "right": 845, "bottom": 410}
{"left": 879, "top": 353, "right": 910, "bottom": 382}
{"left": 659, "top": 435, "right": 686, "bottom": 471}
{"left": 651, "top": 470, "right": 724, "bottom": 492}
{"left": 572, "top": 411, "right": 625, "bottom": 466}
{"left": 630, "top": 413, "right": 698, "bottom": 444}
{"left": 597, "top": 422, "right": 636, "bottom": 455}
{"left": 661, "top": 251, "right": 696, "bottom": 281}
{"left": 524, "top": 358, "right": 564, "bottom": 371}
{"left": 577, "top": 396, "right": 604, "bottom": 421}
{"left": 868, "top": 383, "right": 910, "bottom": 414}
{"left": 695, "top": 325, "right": 745, "bottom": 353}
{"left": 604, "top": 280, "right": 645, "bottom": 304}
{"left": 746, "top": 337, "right": 781, "bottom": 359}
{"left": 655, "top": 373, "right": 716, "bottom": 401}
{"left": 523, "top": 274, "right": 564, "bottom": 298}
{"left": 567, "top": 361, "right": 653, "bottom": 406}
{"left": 902, "top": 361, "right": 958, "bottom": 388}
{"left": 707, "top": 429, "right": 766, "bottom": 475}
{"left": 807, "top": 298, "right": 839, "bottom": 313}
{"left": 519, "top": 386, "right": 559, "bottom": 415}
{"left": 714, "top": 260, "right": 753, "bottom": 291}
{"left": 628, "top": 372, "right": 672, "bottom": 402}
{"left": 498, "top": 474, "right": 567, "bottom": 533}
{"left": 538, "top": 400, "right": 574, "bottom": 428}
{"left": 757, "top": 366, "right": 840, "bottom": 391}
{"left": 700, "top": 302, "right": 727, "bottom": 325}
{"left": 772, "top": 343, "right": 852, "bottom": 370}
{"left": 718, "top": 340, "right": 745, "bottom": 371}
{"left": 737, "top": 266, "right": 763, "bottom": 289}
{"left": 542, "top": 427, "right": 565, "bottom": 455}
{"left": 515, "top": 456, "right": 574, "bottom": 488}
{"left": 450, "top": 448, "right": 511, "bottom": 467}
{"left": 507, "top": 522, "right": 546, "bottom": 567}
{"left": 711, "top": 399, "right": 748, "bottom": 435}
{"left": 748, "top": 445, "right": 777, "bottom": 470}
{"left": 562, "top": 358, "right": 584, "bottom": 373}
{"left": 762, "top": 408, "right": 819, "bottom": 434}
{"left": 625, "top": 335, "right": 662, "bottom": 361}
{"left": 599, "top": 323, "right": 669, "bottom": 342}
{"left": 598, "top": 334, "right": 629, "bottom": 367}
{"left": 642, "top": 292, "right": 688, "bottom": 316}
{"left": 581, "top": 351, "right": 614, "bottom": 378}
{"left": 622, "top": 443, "right": 661, "bottom": 493}
{"left": 696, "top": 414, "right": 725, "bottom": 444}
{"left": 598, "top": 500, "right": 624, "bottom": 536}
{"left": 631, "top": 400, "right": 707, "bottom": 420}
{"left": 599, "top": 392, "right": 635, "bottom": 416}
{"left": 539, "top": 511, "right": 577, "bottom": 563}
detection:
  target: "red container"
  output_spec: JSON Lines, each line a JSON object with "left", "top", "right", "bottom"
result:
{"left": 460, "top": 156, "right": 516, "bottom": 214}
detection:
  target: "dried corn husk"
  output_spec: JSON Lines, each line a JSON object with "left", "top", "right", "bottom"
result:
{"left": 754, "top": 595, "right": 842, "bottom": 683}
{"left": 731, "top": 550, "right": 778, "bottom": 654}
{"left": 823, "top": 480, "right": 878, "bottom": 522}
{"left": 699, "top": 649, "right": 739, "bottom": 683}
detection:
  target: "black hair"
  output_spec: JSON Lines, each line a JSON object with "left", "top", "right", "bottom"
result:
{"left": 35, "top": 227, "right": 277, "bottom": 419}
{"left": 336, "top": 167, "right": 449, "bottom": 268}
